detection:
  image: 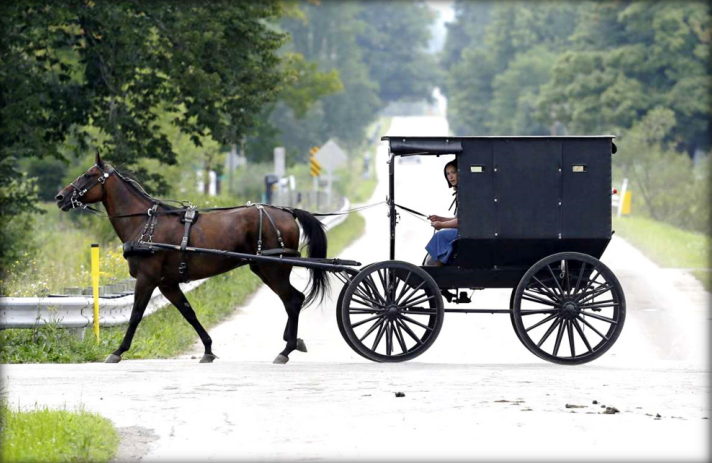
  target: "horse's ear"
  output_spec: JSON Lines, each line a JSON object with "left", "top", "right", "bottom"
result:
{"left": 95, "top": 150, "right": 104, "bottom": 168}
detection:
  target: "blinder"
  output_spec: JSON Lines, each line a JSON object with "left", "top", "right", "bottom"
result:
{"left": 70, "top": 164, "right": 114, "bottom": 210}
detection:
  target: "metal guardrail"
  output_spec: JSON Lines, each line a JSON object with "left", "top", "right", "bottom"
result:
{"left": 0, "top": 198, "right": 350, "bottom": 330}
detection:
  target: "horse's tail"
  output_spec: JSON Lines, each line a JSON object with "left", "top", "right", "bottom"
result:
{"left": 291, "top": 208, "right": 330, "bottom": 308}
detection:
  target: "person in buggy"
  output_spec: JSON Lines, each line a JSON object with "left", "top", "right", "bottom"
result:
{"left": 425, "top": 159, "right": 458, "bottom": 266}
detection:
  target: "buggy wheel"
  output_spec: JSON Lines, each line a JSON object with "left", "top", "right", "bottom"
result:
{"left": 335, "top": 270, "right": 370, "bottom": 361}
{"left": 512, "top": 252, "right": 626, "bottom": 365}
{"left": 339, "top": 261, "right": 444, "bottom": 362}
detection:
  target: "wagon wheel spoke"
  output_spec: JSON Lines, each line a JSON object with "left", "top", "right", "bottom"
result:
{"left": 536, "top": 317, "right": 562, "bottom": 348}
{"left": 358, "top": 316, "right": 386, "bottom": 342}
{"left": 352, "top": 291, "right": 384, "bottom": 309}
{"left": 399, "top": 313, "right": 434, "bottom": 331}
{"left": 376, "top": 269, "right": 392, "bottom": 304}
{"left": 579, "top": 311, "right": 617, "bottom": 325}
{"left": 396, "top": 318, "right": 423, "bottom": 346}
{"left": 350, "top": 314, "right": 382, "bottom": 329}
{"left": 522, "top": 291, "right": 560, "bottom": 307}
{"left": 582, "top": 301, "right": 619, "bottom": 310}
{"left": 520, "top": 308, "right": 559, "bottom": 316}
{"left": 393, "top": 320, "right": 408, "bottom": 354}
{"left": 577, "top": 283, "right": 614, "bottom": 304}
{"left": 363, "top": 275, "right": 387, "bottom": 306}
{"left": 401, "top": 294, "right": 436, "bottom": 310}
{"left": 394, "top": 271, "right": 412, "bottom": 305}
{"left": 567, "top": 320, "right": 576, "bottom": 358}
{"left": 552, "top": 318, "right": 566, "bottom": 356}
{"left": 531, "top": 276, "right": 561, "bottom": 303}
{"left": 574, "top": 270, "right": 600, "bottom": 300}
{"left": 371, "top": 318, "right": 387, "bottom": 350}
{"left": 525, "top": 313, "right": 558, "bottom": 332}
{"left": 398, "top": 280, "right": 426, "bottom": 306}
{"left": 576, "top": 315, "right": 609, "bottom": 341}
{"left": 385, "top": 321, "right": 393, "bottom": 356}
{"left": 572, "top": 318, "right": 593, "bottom": 353}
{"left": 546, "top": 265, "right": 565, "bottom": 299}
{"left": 573, "top": 262, "right": 586, "bottom": 295}
{"left": 401, "top": 307, "right": 439, "bottom": 315}
{"left": 347, "top": 307, "right": 385, "bottom": 314}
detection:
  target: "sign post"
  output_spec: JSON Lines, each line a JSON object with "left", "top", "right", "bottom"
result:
{"left": 310, "top": 146, "right": 321, "bottom": 208}
{"left": 90, "top": 244, "right": 100, "bottom": 343}
{"left": 314, "top": 140, "right": 348, "bottom": 209}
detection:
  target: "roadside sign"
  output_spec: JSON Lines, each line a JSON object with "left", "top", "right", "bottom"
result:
{"left": 310, "top": 146, "right": 321, "bottom": 177}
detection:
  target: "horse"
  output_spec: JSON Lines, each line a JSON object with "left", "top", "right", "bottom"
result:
{"left": 55, "top": 151, "right": 330, "bottom": 364}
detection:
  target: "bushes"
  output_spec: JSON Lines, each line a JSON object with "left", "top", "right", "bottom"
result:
{"left": 615, "top": 108, "right": 710, "bottom": 234}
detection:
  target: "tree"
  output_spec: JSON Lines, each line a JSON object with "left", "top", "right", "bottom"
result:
{"left": 0, "top": 0, "right": 292, "bottom": 267}
{"left": 1, "top": 0, "right": 290, "bottom": 193}
{"left": 356, "top": 1, "right": 437, "bottom": 104}
{"left": 442, "top": 2, "right": 579, "bottom": 135}
{"left": 537, "top": 2, "right": 710, "bottom": 154}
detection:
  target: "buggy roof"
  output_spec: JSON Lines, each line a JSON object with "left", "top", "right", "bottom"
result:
{"left": 381, "top": 135, "right": 617, "bottom": 156}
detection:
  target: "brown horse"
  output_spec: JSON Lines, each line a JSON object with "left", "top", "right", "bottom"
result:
{"left": 55, "top": 152, "right": 330, "bottom": 364}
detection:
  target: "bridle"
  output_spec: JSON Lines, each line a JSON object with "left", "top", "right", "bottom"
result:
{"left": 69, "top": 164, "right": 114, "bottom": 210}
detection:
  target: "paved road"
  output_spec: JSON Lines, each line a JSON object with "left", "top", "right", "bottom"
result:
{"left": 2, "top": 117, "right": 709, "bottom": 462}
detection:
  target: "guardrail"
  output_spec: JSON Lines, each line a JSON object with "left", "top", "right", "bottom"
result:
{"left": 0, "top": 198, "right": 350, "bottom": 331}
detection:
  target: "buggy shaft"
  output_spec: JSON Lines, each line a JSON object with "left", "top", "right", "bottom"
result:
{"left": 147, "top": 243, "right": 361, "bottom": 275}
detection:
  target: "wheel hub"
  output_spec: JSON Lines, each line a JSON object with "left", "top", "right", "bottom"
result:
{"left": 561, "top": 301, "right": 578, "bottom": 319}
{"left": 386, "top": 305, "right": 400, "bottom": 320}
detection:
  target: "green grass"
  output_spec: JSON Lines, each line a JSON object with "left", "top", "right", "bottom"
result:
{"left": 612, "top": 215, "right": 710, "bottom": 291}
{"left": 0, "top": 212, "right": 366, "bottom": 363}
{"left": 0, "top": 400, "right": 119, "bottom": 463}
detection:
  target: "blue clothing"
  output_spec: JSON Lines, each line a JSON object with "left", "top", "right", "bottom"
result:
{"left": 425, "top": 228, "right": 458, "bottom": 263}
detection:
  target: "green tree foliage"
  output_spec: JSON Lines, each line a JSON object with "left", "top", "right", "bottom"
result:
{"left": 443, "top": 1, "right": 579, "bottom": 135}
{"left": 357, "top": 1, "right": 438, "bottom": 105}
{"left": 0, "top": 0, "right": 291, "bottom": 270}
{"left": 1, "top": 0, "right": 289, "bottom": 192}
{"left": 259, "top": 0, "right": 437, "bottom": 163}
{"left": 617, "top": 107, "right": 708, "bottom": 231}
{"left": 537, "top": 1, "right": 711, "bottom": 155}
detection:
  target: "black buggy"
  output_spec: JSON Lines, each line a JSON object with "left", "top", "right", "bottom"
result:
{"left": 334, "top": 135, "right": 626, "bottom": 365}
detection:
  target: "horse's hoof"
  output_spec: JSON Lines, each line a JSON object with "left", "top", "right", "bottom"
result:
{"left": 105, "top": 354, "right": 122, "bottom": 363}
{"left": 296, "top": 338, "right": 307, "bottom": 353}
{"left": 200, "top": 353, "right": 218, "bottom": 363}
{"left": 273, "top": 354, "right": 289, "bottom": 364}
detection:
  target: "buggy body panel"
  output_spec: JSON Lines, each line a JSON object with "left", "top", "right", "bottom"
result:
{"left": 382, "top": 135, "right": 616, "bottom": 288}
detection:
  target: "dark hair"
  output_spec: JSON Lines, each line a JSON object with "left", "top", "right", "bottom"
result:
{"left": 443, "top": 159, "right": 457, "bottom": 189}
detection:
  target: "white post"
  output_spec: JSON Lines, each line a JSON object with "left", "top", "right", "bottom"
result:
{"left": 312, "top": 176, "right": 318, "bottom": 209}
{"left": 617, "top": 177, "right": 628, "bottom": 218}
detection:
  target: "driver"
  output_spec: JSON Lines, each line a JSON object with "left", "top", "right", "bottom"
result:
{"left": 425, "top": 159, "right": 458, "bottom": 266}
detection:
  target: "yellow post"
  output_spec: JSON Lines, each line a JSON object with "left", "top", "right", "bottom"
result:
{"left": 91, "top": 243, "right": 100, "bottom": 342}
{"left": 622, "top": 191, "right": 632, "bottom": 216}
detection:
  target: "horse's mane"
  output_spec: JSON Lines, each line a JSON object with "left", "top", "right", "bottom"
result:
{"left": 113, "top": 167, "right": 178, "bottom": 211}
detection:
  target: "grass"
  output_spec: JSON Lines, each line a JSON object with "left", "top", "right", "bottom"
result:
{"left": 0, "top": 212, "right": 366, "bottom": 363}
{"left": 0, "top": 400, "right": 120, "bottom": 463}
{"left": 612, "top": 215, "right": 710, "bottom": 291}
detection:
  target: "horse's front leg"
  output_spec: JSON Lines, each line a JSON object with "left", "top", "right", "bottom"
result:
{"left": 159, "top": 283, "right": 217, "bottom": 363}
{"left": 105, "top": 277, "right": 156, "bottom": 363}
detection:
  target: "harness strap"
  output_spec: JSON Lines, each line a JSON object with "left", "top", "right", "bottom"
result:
{"left": 256, "top": 205, "right": 264, "bottom": 255}
{"left": 178, "top": 208, "right": 197, "bottom": 282}
{"left": 260, "top": 207, "right": 285, "bottom": 250}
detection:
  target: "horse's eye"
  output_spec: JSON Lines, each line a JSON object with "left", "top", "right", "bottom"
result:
{"left": 83, "top": 174, "right": 90, "bottom": 179}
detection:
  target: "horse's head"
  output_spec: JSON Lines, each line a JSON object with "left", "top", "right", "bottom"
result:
{"left": 55, "top": 151, "right": 115, "bottom": 211}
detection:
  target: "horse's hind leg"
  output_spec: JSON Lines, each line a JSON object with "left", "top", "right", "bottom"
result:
{"left": 106, "top": 277, "right": 156, "bottom": 363}
{"left": 252, "top": 263, "right": 306, "bottom": 364}
{"left": 159, "top": 284, "right": 216, "bottom": 363}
